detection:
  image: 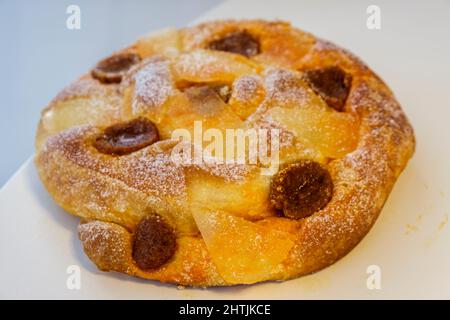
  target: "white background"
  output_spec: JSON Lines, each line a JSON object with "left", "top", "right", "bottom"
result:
{"left": 0, "top": 0, "right": 222, "bottom": 187}
{"left": 1, "top": 0, "right": 450, "bottom": 299}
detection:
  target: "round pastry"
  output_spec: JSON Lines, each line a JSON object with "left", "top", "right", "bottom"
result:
{"left": 35, "top": 20, "right": 415, "bottom": 286}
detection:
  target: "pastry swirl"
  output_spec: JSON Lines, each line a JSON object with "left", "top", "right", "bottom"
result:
{"left": 35, "top": 20, "right": 415, "bottom": 286}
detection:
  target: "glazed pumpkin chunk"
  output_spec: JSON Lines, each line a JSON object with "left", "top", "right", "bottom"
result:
{"left": 187, "top": 172, "right": 272, "bottom": 221}
{"left": 172, "top": 49, "right": 261, "bottom": 84}
{"left": 193, "top": 210, "right": 295, "bottom": 284}
{"left": 136, "top": 28, "right": 181, "bottom": 58}
{"left": 159, "top": 86, "right": 244, "bottom": 139}
{"left": 268, "top": 107, "right": 359, "bottom": 158}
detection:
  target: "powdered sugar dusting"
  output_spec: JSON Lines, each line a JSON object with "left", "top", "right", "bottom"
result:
{"left": 232, "top": 75, "right": 264, "bottom": 102}
{"left": 78, "top": 220, "right": 133, "bottom": 273}
{"left": 178, "top": 50, "right": 221, "bottom": 74}
{"left": 193, "top": 158, "right": 254, "bottom": 182}
{"left": 60, "top": 129, "right": 184, "bottom": 197}
{"left": 132, "top": 59, "right": 174, "bottom": 114}
{"left": 79, "top": 220, "right": 115, "bottom": 244}
{"left": 52, "top": 75, "right": 119, "bottom": 103}
{"left": 263, "top": 68, "right": 310, "bottom": 107}
{"left": 118, "top": 150, "right": 186, "bottom": 197}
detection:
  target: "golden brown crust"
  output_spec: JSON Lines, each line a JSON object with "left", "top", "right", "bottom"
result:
{"left": 35, "top": 19, "right": 415, "bottom": 286}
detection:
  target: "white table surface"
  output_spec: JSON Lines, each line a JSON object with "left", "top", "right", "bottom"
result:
{"left": 1, "top": 0, "right": 450, "bottom": 299}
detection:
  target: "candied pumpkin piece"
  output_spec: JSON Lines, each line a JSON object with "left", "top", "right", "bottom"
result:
{"left": 36, "top": 96, "right": 122, "bottom": 152}
{"left": 268, "top": 107, "right": 359, "bottom": 159}
{"left": 136, "top": 28, "right": 181, "bottom": 58}
{"left": 172, "top": 49, "right": 260, "bottom": 84}
{"left": 228, "top": 75, "right": 265, "bottom": 120}
{"left": 160, "top": 86, "right": 244, "bottom": 140}
{"left": 193, "top": 210, "right": 295, "bottom": 284}
{"left": 187, "top": 172, "right": 272, "bottom": 221}
{"left": 41, "top": 97, "right": 121, "bottom": 135}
